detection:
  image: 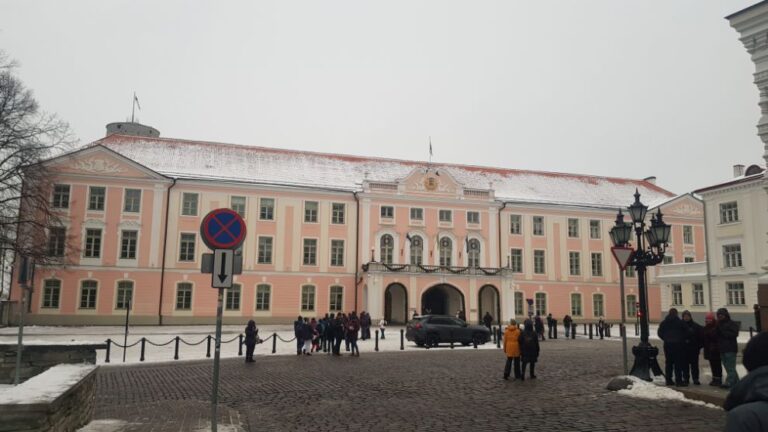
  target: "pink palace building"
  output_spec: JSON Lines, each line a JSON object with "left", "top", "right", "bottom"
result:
{"left": 7, "top": 123, "right": 707, "bottom": 326}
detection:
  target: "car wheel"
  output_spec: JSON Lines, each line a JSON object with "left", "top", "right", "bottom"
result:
{"left": 461, "top": 342, "right": 470, "bottom": 346}
{"left": 416, "top": 341, "right": 425, "bottom": 347}
{"left": 426, "top": 333, "right": 439, "bottom": 348}
{"left": 472, "top": 333, "right": 485, "bottom": 346}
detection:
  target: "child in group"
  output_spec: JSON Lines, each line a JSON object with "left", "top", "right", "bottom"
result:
{"left": 379, "top": 318, "right": 387, "bottom": 339}
{"left": 518, "top": 319, "right": 540, "bottom": 380}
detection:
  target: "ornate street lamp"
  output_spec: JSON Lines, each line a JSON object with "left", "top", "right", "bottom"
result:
{"left": 610, "top": 189, "right": 671, "bottom": 381}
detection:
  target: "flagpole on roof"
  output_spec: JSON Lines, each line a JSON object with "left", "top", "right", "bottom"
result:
{"left": 131, "top": 92, "right": 141, "bottom": 123}
{"left": 429, "top": 136, "right": 433, "bottom": 164}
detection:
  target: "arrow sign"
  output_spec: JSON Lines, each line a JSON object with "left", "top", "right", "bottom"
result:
{"left": 212, "top": 249, "right": 234, "bottom": 288}
{"left": 611, "top": 246, "right": 635, "bottom": 270}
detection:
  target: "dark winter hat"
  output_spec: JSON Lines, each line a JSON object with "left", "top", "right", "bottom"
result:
{"left": 716, "top": 308, "right": 731, "bottom": 319}
{"left": 681, "top": 310, "right": 692, "bottom": 319}
{"left": 743, "top": 332, "right": 768, "bottom": 372}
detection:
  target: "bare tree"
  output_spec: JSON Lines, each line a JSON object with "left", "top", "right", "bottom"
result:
{"left": 0, "top": 50, "right": 76, "bottom": 285}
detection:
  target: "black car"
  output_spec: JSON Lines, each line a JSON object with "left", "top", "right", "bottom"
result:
{"left": 406, "top": 315, "right": 491, "bottom": 347}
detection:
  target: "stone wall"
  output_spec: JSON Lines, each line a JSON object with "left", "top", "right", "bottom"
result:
{"left": 0, "top": 366, "right": 97, "bottom": 432}
{"left": 0, "top": 344, "right": 105, "bottom": 384}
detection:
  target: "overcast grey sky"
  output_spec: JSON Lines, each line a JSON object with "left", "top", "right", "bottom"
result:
{"left": 0, "top": 0, "right": 762, "bottom": 194}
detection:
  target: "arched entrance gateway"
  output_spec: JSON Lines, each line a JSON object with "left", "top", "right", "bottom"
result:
{"left": 421, "top": 284, "right": 464, "bottom": 316}
{"left": 478, "top": 285, "right": 501, "bottom": 326}
{"left": 384, "top": 283, "right": 408, "bottom": 324}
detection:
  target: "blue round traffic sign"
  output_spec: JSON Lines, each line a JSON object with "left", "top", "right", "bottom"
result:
{"left": 200, "top": 208, "right": 247, "bottom": 250}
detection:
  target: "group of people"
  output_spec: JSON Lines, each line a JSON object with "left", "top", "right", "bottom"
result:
{"left": 501, "top": 319, "right": 541, "bottom": 381}
{"left": 293, "top": 311, "right": 388, "bottom": 357}
{"left": 658, "top": 307, "right": 740, "bottom": 388}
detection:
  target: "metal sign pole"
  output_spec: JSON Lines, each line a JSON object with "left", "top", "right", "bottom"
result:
{"left": 618, "top": 267, "right": 628, "bottom": 375}
{"left": 14, "top": 286, "right": 26, "bottom": 385}
{"left": 123, "top": 299, "right": 131, "bottom": 363}
{"left": 211, "top": 287, "right": 224, "bottom": 432}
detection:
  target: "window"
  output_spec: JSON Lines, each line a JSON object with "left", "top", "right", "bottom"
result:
{"left": 467, "top": 211, "right": 480, "bottom": 225}
{"left": 88, "top": 186, "right": 106, "bottom": 211}
{"left": 52, "top": 184, "right": 70, "bottom": 209}
{"left": 510, "top": 249, "right": 523, "bottom": 273}
{"left": 259, "top": 198, "right": 275, "bottom": 220}
{"left": 380, "top": 235, "right": 394, "bottom": 264}
{"left": 256, "top": 284, "right": 271, "bottom": 311}
{"left": 304, "top": 201, "right": 318, "bottom": 223}
{"left": 625, "top": 266, "right": 635, "bottom": 278}
{"left": 510, "top": 215, "right": 521, "bottom": 235}
{"left": 381, "top": 206, "right": 394, "bottom": 219}
{"left": 693, "top": 284, "right": 705, "bottom": 306}
{"left": 683, "top": 225, "right": 693, "bottom": 244}
{"left": 723, "top": 244, "right": 743, "bottom": 268}
{"left": 176, "top": 282, "right": 192, "bottom": 310}
{"left": 181, "top": 193, "right": 198, "bottom": 216}
{"left": 226, "top": 284, "right": 241, "bottom": 310}
{"left": 410, "top": 208, "right": 423, "bottom": 222}
{"left": 514, "top": 292, "right": 524, "bottom": 315}
{"left": 179, "top": 233, "right": 196, "bottom": 262}
{"left": 571, "top": 293, "right": 582, "bottom": 316}
{"left": 116, "top": 281, "right": 133, "bottom": 309}
{"left": 671, "top": 284, "right": 683, "bottom": 306}
{"left": 410, "top": 236, "right": 423, "bottom": 265}
{"left": 589, "top": 220, "right": 601, "bottom": 239}
{"left": 663, "top": 256, "right": 673, "bottom": 265}
{"left": 534, "top": 250, "right": 545, "bottom": 274}
{"left": 726, "top": 282, "right": 745, "bottom": 306}
{"left": 124, "top": 189, "right": 141, "bottom": 213}
{"left": 332, "top": 203, "right": 345, "bottom": 224}
{"left": 467, "top": 239, "right": 480, "bottom": 267}
{"left": 684, "top": 257, "right": 695, "bottom": 263}
{"left": 439, "top": 209, "right": 452, "bottom": 223}
{"left": 534, "top": 292, "right": 547, "bottom": 315}
{"left": 569, "top": 252, "right": 581, "bottom": 276}
{"left": 593, "top": 294, "right": 604, "bottom": 317}
{"left": 120, "top": 230, "right": 138, "bottom": 259}
{"left": 80, "top": 280, "right": 97, "bottom": 309}
{"left": 303, "top": 239, "right": 318, "bottom": 266}
{"left": 568, "top": 218, "right": 579, "bottom": 238}
{"left": 591, "top": 253, "right": 603, "bottom": 277}
{"left": 331, "top": 240, "right": 344, "bottom": 267}
{"left": 84, "top": 229, "right": 102, "bottom": 258}
{"left": 257, "top": 237, "right": 273, "bottom": 264}
{"left": 439, "top": 237, "right": 452, "bottom": 266}
{"left": 231, "top": 196, "right": 246, "bottom": 217}
{"left": 42, "top": 279, "right": 61, "bottom": 309}
{"left": 719, "top": 202, "right": 739, "bottom": 224}
{"left": 301, "top": 285, "right": 316, "bottom": 311}
{"left": 626, "top": 295, "right": 637, "bottom": 318}
{"left": 329, "top": 286, "right": 343, "bottom": 312}
{"left": 48, "top": 227, "right": 66, "bottom": 257}
{"left": 533, "top": 216, "right": 544, "bottom": 236}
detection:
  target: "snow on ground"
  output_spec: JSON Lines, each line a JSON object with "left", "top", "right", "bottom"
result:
{"left": 192, "top": 424, "right": 244, "bottom": 432}
{"left": 77, "top": 420, "right": 132, "bottom": 432}
{"left": 617, "top": 375, "right": 721, "bottom": 409}
{"left": 0, "top": 364, "right": 96, "bottom": 404}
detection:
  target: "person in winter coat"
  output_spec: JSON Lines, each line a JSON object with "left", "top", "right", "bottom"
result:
{"left": 518, "top": 319, "right": 540, "bottom": 380}
{"left": 301, "top": 318, "right": 313, "bottom": 355}
{"left": 332, "top": 314, "right": 344, "bottom": 356}
{"left": 310, "top": 318, "right": 320, "bottom": 353}
{"left": 681, "top": 310, "right": 703, "bottom": 385}
{"left": 702, "top": 312, "right": 722, "bottom": 386}
{"left": 502, "top": 319, "right": 522, "bottom": 380}
{"left": 360, "top": 311, "right": 372, "bottom": 340}
{"left": 546, "top": 313, "right": 554, "bottom": 339}
{"left": 483, "top": 312, "right": 493, "bottom": 331}
{"left": 717, "top": 307, "right": 741, "bottom": 389}
{"left": 379, "top": 318, "right": 387, "bottom": 339}
{"left": 598, "top": 317, "right": 606, "bottom": 338}
{"left": 658, "top": 308, "right": 686, "bottom": 386}
{"left": 534, "top": 315, "right": 545, "bottom": 341}
{"left": 563, "top": 315, "right": 573, "bottom": 338}
{"left": 723, "top": 332, "right": 768, "bottom": 432}
{"left": 294, "top": 315, "right": 304, "bottom": 356}
{"left": 347, "top": 312, "right": 361, "bottom": 356}
{"left": 244, "top": 320, "right": 258, "bottom": 363}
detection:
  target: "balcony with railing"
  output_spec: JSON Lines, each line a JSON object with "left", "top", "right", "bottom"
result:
{"left": 362, "top": 262, "right": 514, "bottom": 277}
{"left": 656, "top": 261, "right": 708, "bottom": 281}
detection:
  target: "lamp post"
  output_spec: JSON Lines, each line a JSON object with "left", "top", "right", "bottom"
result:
{"left": 609, "top": 190, "right": 671, "bottom": 381}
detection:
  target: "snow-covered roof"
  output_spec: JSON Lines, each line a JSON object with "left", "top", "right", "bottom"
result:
{"left": 92, "top": 134, "right": 675, "bottom": 208}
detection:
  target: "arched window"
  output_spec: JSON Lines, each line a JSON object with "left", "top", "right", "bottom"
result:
{"left": 467, "top": 238, "right": 480, "bottom": 267}
{"left": 439, "top": 237, "right": 452, "bottom": 267}
{"left": 79, "top": 280, "right": 98, "bottom": 309}
{"left": 256, "top": 284, "right": 271, "bottom": 311}
{"left": 410, "top": 235, "right": 423, "bottom": 265}
{"left": 571, "top": 293, "right": 582, "bottom": 316}
{"left": 226, "top": 284, "right": 241, "bottom": 311}
{"left": 535, "top": 292, "right": 547, "bottom": 315}
{"left": 301, "top": 285, "right": 316, "bottom": 312}
{"left": 329, "top": 285, "right": 344, "bottom": 312}
{"left": 380, "top": 234, "right": 394, "bottom": 264}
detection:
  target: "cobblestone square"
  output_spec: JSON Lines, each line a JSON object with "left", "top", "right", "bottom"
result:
{"left": 94, "top": 339, "right": 726, "bottom": 431}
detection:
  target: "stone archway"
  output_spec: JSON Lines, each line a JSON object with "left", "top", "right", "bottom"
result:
{"left": 421, "top": 284, "right": 464, "bottom": 316}
{"left": 478, "top": 284, "right": 501, "bottom": 326}
{"left": 384, "top": 283, "right": 408, "bottom": 324}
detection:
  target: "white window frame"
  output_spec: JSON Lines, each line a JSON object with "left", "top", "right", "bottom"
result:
{"left": 567, "top": 218, "right": 579, "bottom": 238}
{"left": 119, "top": 230, "right": 138, "bottom": 260}
{"left": 466, "top": 211, "right": 480, "bottom": 226}
{"left": 87, "top": 186, "right": 106, "bottom": 212}
{"left": 303, "top": 238, "right": 318, "bottom": 266}
{"left": 510, "top": 214, "right": 522, "bottom": 235}
{"left": 532, "top": 216, "right": 544, "bottom": 236}
{"left": 181, "top": 192, "right": 199, "bottom": 216}
{"left": 671, "top": 284, "right": 683, "bottom": 306}
{"left": 179, "top": 232, "right": 197, "bottom": 262}
{"left": 592, "top": 293, "right": 604, "bottom": 318}
{"left": 42, "top": 279, "right": 61, "bottom": 309}
{"left": 568, "top": 251, "right": 581, "bottom": 276}
{"left": 330, "top": 239, "right": 345, "bottom": 267}
{"left": 329, "top": 285, "right": 344, "bottom": 312}
{"left": 123, "top": 188, "right": 142, "bottom": 213}
{"left": 257, "top": 236, "right": 273, "bottom": 265}
{"left": 719, "top": 201, "right": 739, "bottom": 224}
{"left": 591, "top": 252, "right": 603, "bottom": 277}
{"left": 589, "top": 220, "right": 601, "bottom": 239}
{"left": 79, "top": 280, "right": 98, "bottom": 310}
{"left": 726, "top": 282, "right": 745, "bottom": 306}
{"left": 683, "top": 225, "right": 694, "bottom": 245}
{"left": 256, "top": 284, "right": 271, "bottom": 311}
{"left": 510, "top": 248, "right": 523, "bottom": 273}
{"left": 259, "top": 197, "right": 275, "bottom": 221}
{"left": 176, "top": 282, "right": 193, "bottom": 310}
{"left": 533, "top": 249, "right": 546, "bottom": 274}
{"left": 230, "top": 195, "right": 247, "bottom": 218}
{"left": 570, "top": 293, "right": 582, "bottom": 316}
{"left": 331, "top": 202, "right": 346, "bottom": 224}
{"left": 304, "top": 201, "right": 319, "bottom": 223}
{"left": 301, "top": 285, "right": 316, "bottom": 312}
{"left": 52, "top": 184, "right": 71, "bottom": 209}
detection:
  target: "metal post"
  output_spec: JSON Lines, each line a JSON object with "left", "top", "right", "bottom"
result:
{"left": 105, "top": 339, "right": 111, "bottom": 363}
{"left": 571, "top": 325, "right": 575, "bottom": 339}
{"left": 589, "top": 324, "right": 593, "bottom": 339}
{"left": 206, "top": 335, "right": 212, "bottom": 358}
{"left": 14, "top": 286, "right": 26, "bottom": 385}
{"left": 496, "top": 327, "right": 501, "bottom": 349}
{"left": 583, "top": 323, "right": 587, "bottom": 335}
{"left": 123, "top": 300, "right": 131, "bottom": 363}
{"left": 400, "top": 329, "right": 404, "bottom": 350}
{"left": 272, "top": 333, "right": 277, "bottom": 354}
{"left": 238, "top": 334, "right": 243, "bottom": 356}
{"left": 375, "top": 329, "right": 379, "bottom": 352}
{"left": 553, "top": 320, "right": 558, "bottom": 339}
{"left": 211, "top": 288, "right": 224, "bottom": 432}
{"left": 174, "top": 336, "right": 180, "bottom": 360}
{"left": 450, "top": 331, "right": 454, "bottom": 349}
{"left": 755, "top": 304, "right": 762, "bottom": 333}
{"left": 140, "top": 338, "right": 146, "bottom": 362}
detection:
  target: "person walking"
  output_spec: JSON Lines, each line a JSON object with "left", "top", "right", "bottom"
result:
{"left": 379, "top": 317, "right": 387, "bottom": 339}
{"left": 597, "top": 317, "right": 606, "bottom": 339}
{"left": 244, "top": 320, "right": 258, "bottom": 363}
{"left": 702, "top": 312, "right": 722, "bottom": 387}
{"left": 534, "top": 315, "right": 545, "bottom": 341}
{"left": 342, "top": 313, "right": 351, "bottom": 352}
{"left": 546, "top": 313, "right": 554, "bottom": 339}
{"left": 717, "top": 307, "right": 741, "bottom": 389}
{"left": 310, "top": 318, "right": 320, "bottom": 353}
{"left": 502, "top": 319, "right": 522, "bottom": 381}
{"left": 294, "top": 315, "right": 303, "bottom": 356}
{"left": 723, "top": 332, "right": 768, "bottom": 431}
{"left": 563, "top": 314, "right": 573, "bottom": 338}
{"left": 518, "top": 319, "right": 540, "bottom": 380}
{"left": 658, "top": 308, "right": 686, "bottom": 386}
{"left": 332, "top": 314, "right": 344, "bottom": 356}
{"left": 347, "top": 312, "right": 361, "bottom": 356}
{"left": 681, "top": 310, "right": 703, "bottom": 385}
{"left": 483, "top": 312, "right": 493, "bottom": 331}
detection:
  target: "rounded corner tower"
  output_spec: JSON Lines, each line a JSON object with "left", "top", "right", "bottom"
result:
{"left": 106, "top": 122, "right": 160, "bottom": 138}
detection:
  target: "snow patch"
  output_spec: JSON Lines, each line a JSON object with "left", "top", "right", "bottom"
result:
{"left": 78, "top": 419, "right": 131, "bottom": 432}
{"left": 192, "top": 424, "right": 244, "bottom": 432}
{"left": 616, "top": 375, "right": 721, "bottom": 409}
{"left": 0, "top": 364, "right": 96, "bottom": 404}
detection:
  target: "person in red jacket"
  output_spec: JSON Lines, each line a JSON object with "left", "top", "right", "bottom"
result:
{"left": 702, "top": 312, "right": 722, "bottom": 387}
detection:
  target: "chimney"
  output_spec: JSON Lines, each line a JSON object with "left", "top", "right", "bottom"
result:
{"left": 643, "top": 176, "right": 656, "bottom": 185}
{"left": 733, "top": 164, "right": 745, "bottom": 178}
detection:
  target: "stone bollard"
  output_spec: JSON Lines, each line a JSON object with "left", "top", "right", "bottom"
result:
{"left": 375, "top": 330, "right": 379, "bottom": 352}
{"left": 105, "top": 339, "right": 112, "bottom": 363}
{"left": 174, "top": 336, "right": 180, "bottom": 360}
{"left": 140, "top": 337, "right": 146, "bottom": 362}
{"left": 238, "top": 334, "right": 244, "bottom": 356}
{"left": 207, "top": 335, "right": 212, "bottom": 358}
{"left": 584, "top": 323, "right": 587, "bottom": 335}
{"left": 400, "top": 329, "right": 405, "bottom": 350}
{"left": 496, "top": 327, "right": 501, "bottom": 349}
{"left": 272, "top": 333, "right": 277, "bottom": 354}
{"left": 589, "top": 324, "right": 593, "bottom": 340}
{"left": 553, "top": 320, "right": 558, "bottom": 339}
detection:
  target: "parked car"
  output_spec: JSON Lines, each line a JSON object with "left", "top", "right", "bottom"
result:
{"left": 406, "top": 315, "right": 491, "bottom": 347}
